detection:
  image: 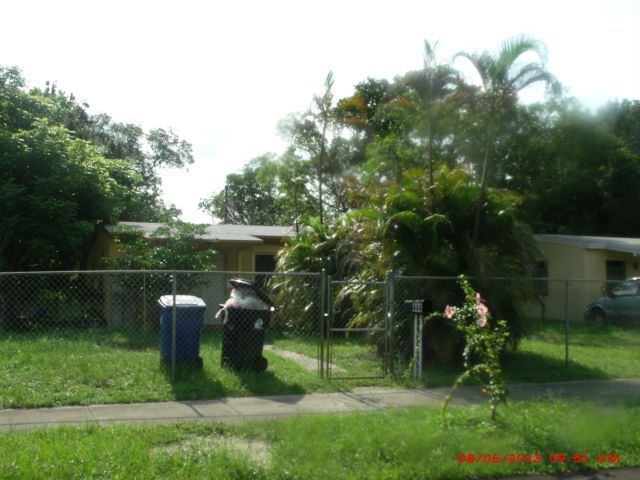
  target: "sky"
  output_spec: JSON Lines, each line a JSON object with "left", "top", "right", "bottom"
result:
{"left": 3, "top": 0, "right": 640, "bottom": 223}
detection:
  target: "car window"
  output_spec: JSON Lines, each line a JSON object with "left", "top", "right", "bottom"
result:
{"left": 613, "top": 281, "right": 639, "bottom": 296}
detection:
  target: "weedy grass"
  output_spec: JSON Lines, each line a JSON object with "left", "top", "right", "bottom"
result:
{"left": 505, "top": 319, "right": 640, "bottom": 382}
{"left": 1, "top": 322, "right": 638, "bottom": 408}
{"left": 276, "top": 322, "right": 640, "bottom": 387}
{"left": 0, "top": 330, "right": 332, "bottom": 409}
{"left": 415, "top": 319, "right": 640, "bottom": 387}
{"left": 1, "top": 399, "right": 638, "bottom": 479}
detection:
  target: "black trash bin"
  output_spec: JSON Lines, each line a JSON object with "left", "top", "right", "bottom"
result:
{"left": 221, "top": 307, "right": 271, "bottom": 372}
{"left": 158, "top": 295, "right": 206, "bottom": 368}
{"left": 219, "top": 279, "right": 276, "bottom": 372}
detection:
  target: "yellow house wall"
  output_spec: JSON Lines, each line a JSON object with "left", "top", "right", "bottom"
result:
{"left": 217, "top": 243, "right": 282, "bottom": 272}
{"left": 89, "top": 228, "right": 284, "bottom": 273}
{"left": 535, "top": 243, "right": 587, "bottom": 320}
{"left": 88, "top": 227, "right": 287, "bottom": 327}
{"left": 584, "top": 250, "right": 640, "bottom": 280}
{"left": 87, "top": 228, "right": 120, "bottom": 269}
{"left": 526, "top": 242, "right": 640, "bottom": 322}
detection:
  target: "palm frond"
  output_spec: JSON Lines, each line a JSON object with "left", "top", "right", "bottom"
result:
{"left": 454, "top": 51, "right": 496, "bottom": 90}
{"left": 497, "top": 35, "right": 547, "bottom": 71}
{"left": 509, "top": 65, "right": 558, "bottom": 93}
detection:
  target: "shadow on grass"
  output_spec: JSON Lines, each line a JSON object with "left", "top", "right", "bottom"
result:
{"left": 161, "top": 362, "right": 229, "bottom": 400}
{"left": 502, "top": 349, "right": 611, "bottom": 383}
{"left": 163, "top": 362, "right": 307, "bottom": 400}
{"left": 415, "top": 348, "right": 613, "bottom": 389}
{"left": 524, "top": 319, "right": 640, "bottom": 348}
{"left": 234, "top": 369, "right": 307, "bottom": 397}
{"left": 161, "top": 329, "right": 308, "bottom": 400}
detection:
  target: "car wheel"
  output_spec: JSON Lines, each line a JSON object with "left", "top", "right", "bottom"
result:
{"left": 587, "top": 308, "right": 608, "bottom": 325}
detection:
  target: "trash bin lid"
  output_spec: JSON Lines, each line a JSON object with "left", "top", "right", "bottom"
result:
{"left": 227, "top": 278, "right": 276, "bottom": 308}
{"left": 157, "top": 295, "right": 206, "bottom": 308}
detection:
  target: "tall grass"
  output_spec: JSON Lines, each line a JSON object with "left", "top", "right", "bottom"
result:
{"left": 1, "top": 321, "right": 638, "bottom": 408}
{"left": 0, "top": 330, "right": 331, "bottom": 409}
{"left": 1, "top": 399, "right": 638, "bottom": 479}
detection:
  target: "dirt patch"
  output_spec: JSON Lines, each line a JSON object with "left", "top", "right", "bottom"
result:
{"left": 264, "top": 345, "right": 346, "bottom": 373}
{"left": 153, "top": 435, "right": 271, "bottom": 465}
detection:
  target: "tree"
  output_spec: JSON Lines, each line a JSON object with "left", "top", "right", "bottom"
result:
{"left": 0, "top": 65, "right": 193, "bottom": 270}
{"left": 103, "top": 219, "right": 217, "bottom": 334}
{"left": 599, "top": 99, "right": 640, "bottom": 156}
{"left": 28, "top": 79, "right": 194, "bottom": 222}
{"left": 277, "top": 166, "right": 540, "bottom": 357}
{"left": 199, "top": 152, "right": 316, "bottom": 225}
{"left": 281, "top": 72, "right": 339, "bottom": 224}
{"left": 515, "top": 105, "right": 640, "bottom": 235}
{"left": 0, "top": 99, "right": 136, "bottom": 270}
{"left": 454, "top": 36, "right": 558, "bottom": 242}
{"left": 84, "top": 115, "right": 193, "bottom": 221}
{"left": 403, "top": 40, "right": 459, "bottom": 192}
{"left": 487, "top": 98, "right": 640, "bottom": 236}
{"left": 105, "top": 220, "right": 217, "bottom": 271}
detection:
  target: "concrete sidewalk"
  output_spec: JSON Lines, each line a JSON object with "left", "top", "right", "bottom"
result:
{"left": 1, "top": 378, "right": 638, "bottom": 431}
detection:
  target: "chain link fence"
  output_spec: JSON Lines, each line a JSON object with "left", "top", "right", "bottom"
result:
{"left": 392, "top": 275, "right": 640, "bottom": 380}
{"left": 0, "top": 270, "right": 637, "bottom": 392}
{"left": 326, "top": 279, "right": 390, "bottom": 380}
{"left": 0, "top": 270, "right": 322, "bottom": 383}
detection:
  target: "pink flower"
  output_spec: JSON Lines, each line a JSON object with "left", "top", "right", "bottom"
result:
{"left": 476, "top": 303, "right": 488, "bottom": 317}
{"left": 475, "top": 292, "right": 485, "bottom": 305}
{"left": 476, "top": 302, "right": 489, "bottom": 327}
{"left": 444, "top": 305, "right": 457, "bottom": 319}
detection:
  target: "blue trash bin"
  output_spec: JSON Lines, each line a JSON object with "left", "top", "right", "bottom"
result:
{"left": 158, "top": 295, "right": 206, "bottom": 368}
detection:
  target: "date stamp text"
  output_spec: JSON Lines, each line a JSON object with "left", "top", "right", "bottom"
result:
{"left": 457, "top": 453, "right": 620, "bottom": 464}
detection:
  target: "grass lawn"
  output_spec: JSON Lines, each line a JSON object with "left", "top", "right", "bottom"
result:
{"left": 0, "top": 321, "right": 638, "bottom": 409}
{"left": 507, "top": 319, "right": 640, "bottom": 382}
{"left": 0, "top": 330, "right": 334, "bottom": 409}
{"left": 277, "top": 321, "right": 640, "bottom": 387}
{"left": 274, "top": 333, "right": 387, "bottom": 379}
{"left": 1, "top": 399, "right": 639, "bottom": 479}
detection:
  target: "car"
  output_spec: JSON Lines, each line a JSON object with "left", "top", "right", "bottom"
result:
{"left": 584, "top": 277, "right": 640, "bottom": 325}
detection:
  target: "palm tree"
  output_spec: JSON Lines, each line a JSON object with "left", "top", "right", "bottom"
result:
{"left": 404, "top": 40, "right": 459, "bottom": 192}
{"left": 455, "top": 35, "right": 559, "bottom": 242}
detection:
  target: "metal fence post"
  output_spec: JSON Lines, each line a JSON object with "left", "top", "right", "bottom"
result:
{"left": 564, "top": 278, "right": 570, "bottom": 367}
{"left": 385, "top": 271, "right": 395, "bottom": 377}
{"left": 171, "top": 272, "right": 177, "bottom": 381}
{"left": 142, "top": 271, "right": 147, "bottom": 333}
{"left": 412, "top": 310, "right": 418, "bottom": 378}
{"left": 319, "top": 269, "right": 327, "bottom": 378}
{"left": 412, "top": 309, "right": 424, "bottom": 380}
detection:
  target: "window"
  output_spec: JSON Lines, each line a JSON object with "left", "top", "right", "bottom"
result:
{"left": 255, "top": 254, "right": 276, "bottom": 289}
{"left": 255, "top": 254, "right": 276, "bottom": 272}
{"left": 535, "top": 261, "right": 549, "bottom": 296}
{"left": 606, "top": 261, "right": 626, "bottom": 281}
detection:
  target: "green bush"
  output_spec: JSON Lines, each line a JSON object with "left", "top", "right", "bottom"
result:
{"left": 276, "top": 167, "right": 540, "bottom": 364}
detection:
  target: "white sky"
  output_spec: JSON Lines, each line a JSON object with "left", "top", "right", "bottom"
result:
{"left": 3, "top": 0, "right": 640, "bottom": 223}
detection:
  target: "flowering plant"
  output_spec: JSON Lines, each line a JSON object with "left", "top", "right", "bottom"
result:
{"left": 440, "top": 276, "right": 509, "bottom": 421}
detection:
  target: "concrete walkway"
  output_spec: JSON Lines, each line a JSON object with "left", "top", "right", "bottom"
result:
{"left": 1, "top": 378, "right": 638, "bottom": 432}
{"left": 2, "top": 379, "right": 639, "bottom": 479}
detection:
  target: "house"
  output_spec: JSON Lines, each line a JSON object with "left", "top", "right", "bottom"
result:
{"left": 530, "top": 234, "right": 640, "bottom": 321}
{"left": 88, "top": 221, "right": 295, "bottom": 272}
{"left": 87, "top": 222, "right": 295, "bottom": 326}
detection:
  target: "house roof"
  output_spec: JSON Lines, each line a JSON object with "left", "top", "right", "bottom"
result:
{"left": 535, "top": 234, "right": 640, "bottom": 256}
{"left": 105, "top": 222, "right": 295, "bottom": 245}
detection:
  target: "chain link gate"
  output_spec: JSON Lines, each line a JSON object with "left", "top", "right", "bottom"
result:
{"left": 322, "top": 278, "right": 394, "bottom": 380}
